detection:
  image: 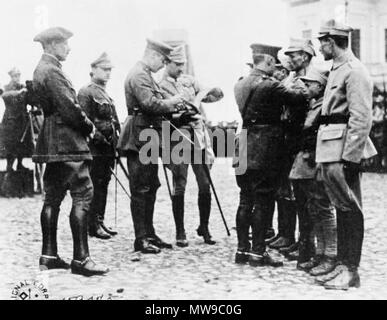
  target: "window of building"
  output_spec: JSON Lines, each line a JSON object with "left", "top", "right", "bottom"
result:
{"left": 351, "top": 29, "right": 361, "bottom": 59}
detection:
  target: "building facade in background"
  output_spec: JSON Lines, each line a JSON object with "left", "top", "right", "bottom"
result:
{"left": 283, "top": 0, "right": 387, "bottom": 87}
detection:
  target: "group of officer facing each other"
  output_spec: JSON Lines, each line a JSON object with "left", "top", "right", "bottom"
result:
{"left": 234, "top": 19, "right": 376, "bottom": 290}
{"left": 30, "top": 26, "right": 223, "bottom": 277}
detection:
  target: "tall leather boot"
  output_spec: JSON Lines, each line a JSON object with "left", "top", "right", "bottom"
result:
{"left": 172, "top": 195, "right": 187, "bottom": 247}
{"left": 235, "top": 205, "right": 252, "bottom": 264}
{"left": 197, "top": 193, "right": 216, "bottom": 245}
{"left": 41, "top": 204, "right": 60, "bottom": 257}
{"left": 146, "top": 191, "right": 172, "bottom": 249}
{"left": 269, "top": 199, "right": 296, "bottom": 249}
{"left": 39, "top": 204, "right": 70, "bottom": 270}
{"left": 70, "top": 205, "right": 90, "bottom": 261}
{"left": 88, "top": 184, "right": 111, "bottom": 240}
{"left": 69, "top": 204, "right": 108, "bottom": 276}
{"left": 98, "top": 182, "right": 117, "bottom": 236}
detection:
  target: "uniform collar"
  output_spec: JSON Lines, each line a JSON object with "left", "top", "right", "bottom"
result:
{"left": 162, "top": 72, "right": 178, "bottom": 83}
{"left": 332, "top": 50, "right": 354, "bottom": 70}
{"left": 139, "top": 61, "right": 152, "bottom": 74}
{"left": 311, "top": 96, "right": 323, "bottom": 109}
{"left": 90, "top": 79, "right": 106, "bottom": 91}
{"left": 42, "top": 53, "right": 62, "bottom": 68}
{"left": 250, "top": 68, "right": 269, "bottom": 77}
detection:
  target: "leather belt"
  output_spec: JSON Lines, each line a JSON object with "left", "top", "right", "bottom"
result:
{"left": 319, "top": 115, "right": 349, "bottom": 125}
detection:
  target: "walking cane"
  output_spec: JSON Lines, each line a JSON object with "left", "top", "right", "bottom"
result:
{"left": 162, "top": 164, "right": 173, "bottom": 201}
{"left": 110, "top": 167, "right": 131, "bottom": 200}
{"left": 202, "top": 164, "right": 230, "bottom": 236}
{"left": 114, "top": 161, "right": 118, "bottom": 228}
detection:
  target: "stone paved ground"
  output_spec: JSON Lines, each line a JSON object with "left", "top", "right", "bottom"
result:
{"left": 0, "top": 158, "right": 387, "bottom": 300}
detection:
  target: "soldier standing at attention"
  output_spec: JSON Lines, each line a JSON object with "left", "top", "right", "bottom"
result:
{"left": 159, "top": 45, "right": 223, "bottom": 247}
{"left": 315, "top": 20, "right": 376, "bottom": 290}
{"left": 119, "top": 39, "right": 184, "bottom": 254}
{"left": 78, "top": 53, "right": 120, "bottom": 240}
{"left": 32, "top": 27, "right": 108, "bottom": 276}
{"left": 233, "top": 44, "right": 307, "bottom": 267}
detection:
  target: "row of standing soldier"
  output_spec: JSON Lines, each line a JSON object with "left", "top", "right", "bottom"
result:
{"left": 234, "top": 19, "right": 376, "bottom": 290}
{"left": 29, "top": 26, "right": 223, "bottom": 277}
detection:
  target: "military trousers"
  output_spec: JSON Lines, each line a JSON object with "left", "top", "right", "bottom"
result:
{"left": 292, "top": 179, "right": 337, "bottom": 259}
{"left": 319, "top": 162, "right": 363, "bottom": 269}
{"left": 89, "top": 156, "right": 115, "bottom": 227}
{"left": 43, "top": 161, "right": 94, "bottom": 209}
{"left": 236, "top": 169, "right": 278, "bottom": 254}
{"left": 127, "top": 151, "right": 161, "bottom": 240}
{"left": 167, "top": 161, "right": 210, "bottom": 196}
{"left": 275, "top": 152, "right": 297, "bottom": 241}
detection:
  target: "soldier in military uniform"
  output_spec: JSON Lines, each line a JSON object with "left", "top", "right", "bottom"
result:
{"left": 270, "top": 39, "right": 316, "bottom": 257}
{"left": 32, "top": 27, "right": 108, "bottom": 276}
{"left": 1, "top": 68, "right": 31, "bottom": 172}
{"left": 288, "top": 69, "right": 337, "bottom": 275}
{"left": 314, "top": 20, "right": 376, "bottom": 290}
{"left": 78, "top": 53, "right": 120, "bottom": 240}
{"left": 159, "top": 45, "right": 223, "bottom": 247}
{"left": 233, "top": 44, "right": 307, "bottom": 267}
{"left": 118, "top": 39, "right": 185, "bottom": 254}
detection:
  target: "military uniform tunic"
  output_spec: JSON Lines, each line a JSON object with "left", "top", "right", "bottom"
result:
{"left": 234, "top": 68, "right": 306, "bottom": 254}
{"left": 78, "top": 80, "right": 121, "bottom": 228}
{"left": 32, "top": 53, "right": 94, "bottom": 207}
{"left": 317, "top": 50, "right": 374, "bottom": 269}
{"left": 159, "top": 74, "right": 215, "bottom": 196}
{"left": 120, "top": 61, "right": 178, "bottom": 241}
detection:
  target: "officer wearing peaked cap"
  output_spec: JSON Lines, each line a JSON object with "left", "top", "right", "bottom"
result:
{"left": 159, "top": 45, "right": 223, "bottom": 248}
{"left": 32, "top": 27, "right": 109, "bottom": 276}
{"left": 78, "top": 52, "right": 120, "bottom": 240}
{"left": 117, "top": 38, "right": 185, "bottom": 254}
{"left": 315, "top": 19, "right": 377, "bottom": 290}
{"left": 233, "top": 44, "right": 307, "bottom": 267}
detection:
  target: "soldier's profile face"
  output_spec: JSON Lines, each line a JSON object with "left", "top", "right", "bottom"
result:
{"left": 150, "top": 51, "right": 166, "bottom": 72}
{"left": 287, "top": 52, "right": 305, "bottom": 71}
{"left": 52, "top": 40, "right": 71, "bottom": 61}
{"left": 166, "top": 62, "right": 185, "bottom": 79}
{"left": 319, "top": 38, "right": 334, "bottom": 61}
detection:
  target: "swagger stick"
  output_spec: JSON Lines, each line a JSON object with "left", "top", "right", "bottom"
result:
{"left": 110, "top": 167, "right": 131, "bottom": 200}
{"left": 202, "top": 163, "right": 230, "bottom": 236}
{"left": 162, "top": 165, "right": 173, "bottom": 201}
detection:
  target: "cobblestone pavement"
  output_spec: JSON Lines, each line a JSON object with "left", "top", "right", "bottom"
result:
{"left": 1, "top": 159, "right": 387, "bottom": 300}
